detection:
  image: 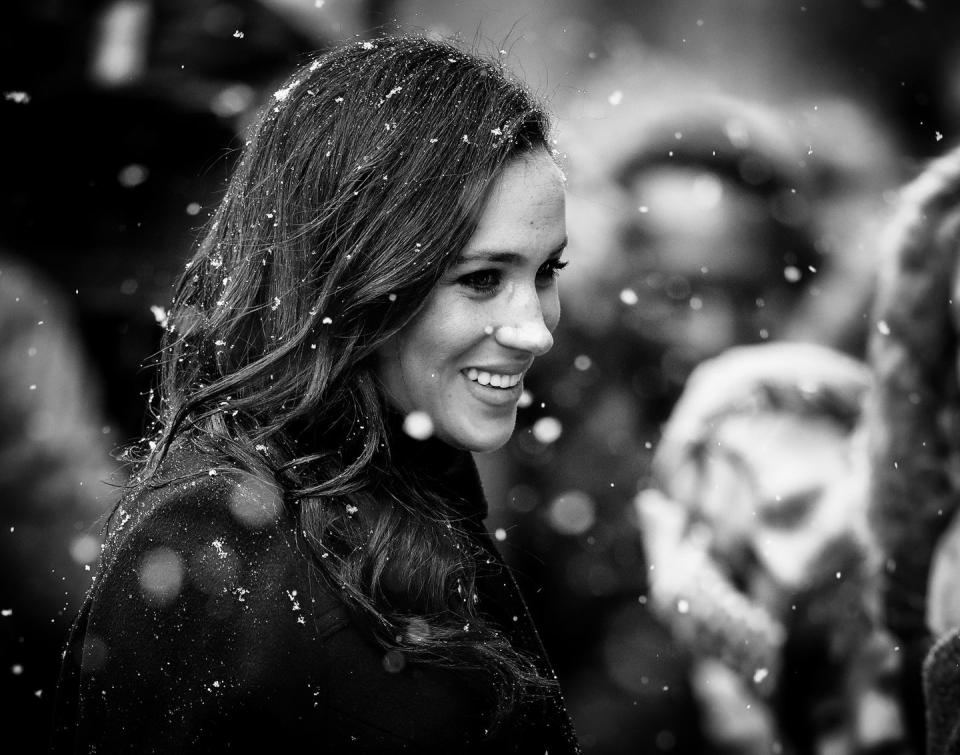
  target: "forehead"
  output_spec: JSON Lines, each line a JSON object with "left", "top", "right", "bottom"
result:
{"left": 462, "top": 150, "right": 566, "bottom": 256}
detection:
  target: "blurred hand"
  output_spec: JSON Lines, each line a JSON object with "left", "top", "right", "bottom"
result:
{"left": 928, "top": 510, "right": 960, "bottom": 637}
{"left": 635, "top": 487, "right": 689, "bottom": 573}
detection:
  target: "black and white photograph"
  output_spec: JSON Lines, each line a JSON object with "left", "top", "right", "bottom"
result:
{"left": 3, "top": 1, "right": 960, "bottom": 753}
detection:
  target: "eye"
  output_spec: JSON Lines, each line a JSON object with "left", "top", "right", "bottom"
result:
{"left": 457, "top": 269, "right": 502, "bottom": 294}
{"left": 536, "top": 258, "right": 568, "bottom": 286}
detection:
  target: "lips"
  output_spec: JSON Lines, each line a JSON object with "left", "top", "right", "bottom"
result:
{"left": 461, "top": 366, "right": 526, "bottom": 408}
{"left": 464, "top": 367, "right": 523, "bottom": 389}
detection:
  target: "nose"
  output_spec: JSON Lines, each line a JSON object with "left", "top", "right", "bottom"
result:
{"left": 495, "top": 322, "right": 554, "bottom": 355}
{"left": 493, "top": 286, "right": 556, "bottom": 356}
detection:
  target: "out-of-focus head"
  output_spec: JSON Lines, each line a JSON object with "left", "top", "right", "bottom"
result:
{"left": 558, "top": 93, "right": 829, "bottom": 399}
{"left": 653, "top": 342, "right": 872, "bottom": 589}
{"left": 610, "top": 104, "right": 822, "bottom": 377}
{"left": 161, "top": 35, "right": 553, "bottom": 447}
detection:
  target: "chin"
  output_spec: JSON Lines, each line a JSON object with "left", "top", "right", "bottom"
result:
{"left": 448, "top": 420, "right": 515, "bottom": 454}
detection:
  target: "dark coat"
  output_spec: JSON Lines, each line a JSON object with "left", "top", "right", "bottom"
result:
{"left": 52, "top": 435, "right": 579, "bottom": 754}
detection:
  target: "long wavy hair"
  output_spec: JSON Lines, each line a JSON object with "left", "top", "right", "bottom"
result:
{"left": 119, "top": 35, "right": 555, "bottom": 708}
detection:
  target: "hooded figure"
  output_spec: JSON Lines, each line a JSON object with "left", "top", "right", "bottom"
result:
{"left": 867, "top": 143, "right": 960, "bottom": 755}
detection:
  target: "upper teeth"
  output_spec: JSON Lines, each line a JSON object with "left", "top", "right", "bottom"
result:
{"left": 465, "top": 368, "right": 522, "bottom": 388}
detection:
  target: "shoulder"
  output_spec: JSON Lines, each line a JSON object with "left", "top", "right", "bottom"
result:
{"left": 90, "top": 444, "right": 346, "bottom": 639}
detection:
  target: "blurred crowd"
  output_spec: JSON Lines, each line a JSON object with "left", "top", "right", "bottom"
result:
{"left": 6, "top": 1, "right": 960, "bottom": 753}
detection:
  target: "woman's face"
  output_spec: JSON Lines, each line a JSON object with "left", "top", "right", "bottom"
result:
{"left": 377, "top": 149, "right": 568, "bottom": 452}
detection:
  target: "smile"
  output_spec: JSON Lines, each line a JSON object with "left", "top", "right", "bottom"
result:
{"left": 464, "top": 368, "right": 523, "bottom": 389}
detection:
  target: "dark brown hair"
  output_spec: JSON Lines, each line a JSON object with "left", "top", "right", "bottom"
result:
{"left": 124, "top": 34, "right": 554, "bottom": 710}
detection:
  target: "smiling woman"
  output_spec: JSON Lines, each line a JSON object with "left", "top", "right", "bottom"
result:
{"left": 52, "top": 35, "right": 579, "bottom": 753}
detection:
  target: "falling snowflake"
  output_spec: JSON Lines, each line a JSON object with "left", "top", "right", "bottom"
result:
{"left": 532, "top": 417, "right": 562, "bottom": 444}
{"left": 69, "top": 535, "right": 100, "bottom": 566}
{"left": 138, "top": 548, "right": 185, "bottom": 607}
{"left": 287, "top": 590, "right": 301, "bottom": 611}
{"left": 547, "top": 491, "right": 595, "bottom": 535}
{"left": 403, "top": 411, "right": 434, "bottom": 440}
{"left": 274, "top": 79, "right": 301, "bottom": 101}
{"left": 149, "top": 305, "right": 169, "bottom": 328}
{"left": 117, "top": 164, "right": 149, "bottom": 188}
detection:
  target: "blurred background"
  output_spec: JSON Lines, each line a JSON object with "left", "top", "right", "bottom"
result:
{"left": 3, "top": 0, "right": 959, "bottom": 752}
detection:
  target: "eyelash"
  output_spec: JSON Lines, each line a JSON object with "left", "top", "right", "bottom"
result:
{"left": 539, "top": 258, "right": 569, "bottom": 281}
{"left": 458, "top": 270, "right": 501, "bottom": 294}
{"left": 457, "top": 259, "right": 569, "bottom": 295}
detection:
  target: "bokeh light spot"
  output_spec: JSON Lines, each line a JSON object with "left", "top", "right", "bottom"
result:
{"left": 138, "top": 547, "right": 185, "bottom": 608}
{"left": 532, "top": 416, "right": 563, "bottom": 444}
{"left": 403, "top": 411, "right": 434, "bottom": 440}
{"left": 69, "top": 534, "right": 101, "bottom": 565}
{"left": 547, "top": 491, "right": 596, "bottom": 536}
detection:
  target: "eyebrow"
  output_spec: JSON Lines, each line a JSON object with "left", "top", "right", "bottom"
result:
{"left": 456, "top": 237, "right": 568, "bottom": 264}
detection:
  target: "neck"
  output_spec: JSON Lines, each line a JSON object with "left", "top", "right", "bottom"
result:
{"left": 382, "top": 408, "right": 488, "bottom": 522}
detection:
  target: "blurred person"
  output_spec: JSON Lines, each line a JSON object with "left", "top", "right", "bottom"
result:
{"left": 867, "top": 142, "right": 960, "bottom": 755}
{"left": 0, "top": 253, "right": 114, "bottom": 754}
{"left": 638, "top": 341, "right": 907, "bottom": 755}
{"left": 558, "top": 90, "right": 893, "bottom": 399}
{"left": 54, "top": 35, "right": 581, "bottom": 753}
